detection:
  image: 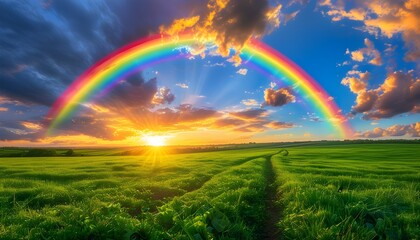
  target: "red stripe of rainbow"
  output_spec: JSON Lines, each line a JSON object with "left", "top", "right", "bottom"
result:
{"left": 46, "top": 33, "right": 353, "bottom": 138}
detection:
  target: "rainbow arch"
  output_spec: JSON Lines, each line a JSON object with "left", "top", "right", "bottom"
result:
{"left": 46, "top": 33, "right": 353, "bottom": 138}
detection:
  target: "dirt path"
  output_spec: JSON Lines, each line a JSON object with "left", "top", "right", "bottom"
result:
{"left": 261, "top": 155, "right": 282, "bottom": 239}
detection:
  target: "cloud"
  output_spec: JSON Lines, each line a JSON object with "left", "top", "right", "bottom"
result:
{"left": 0, "top": 1, "right": 123, "bottom": 106}
{"left": 266, "top": 121, "right": 294, "bottom": 129}
{"left": 213, "top": 118, "right": 247, "bottom": 128}
{"left": 1, "top": 0, "right": 297, "bottom": 144}
{"left": 356, "top": 122, "right": 420, "bottom": 138}
{"left": 213, "top": 108, "right": 295, "bottom": 132}
{"left": 304, "top": 112, "right": 323, "bottom": 122}
{"left": 347, "top": 71, "right": 420, "bottom": 119}
{"left": 100, "top": 75, "right": 158, "bottom": 109}
{"left": 233, "top": 120, "right": 294, "bottom": 132}
{"left": 284, "top": 10, "right": 301, "bottom": 24}
{"left": 229, "top": 108, "right": 268, "bottom": 120}
{"left": 131, "top": 104, "right": 219, "bottom": 131}
{"left": 0, "top": 107, "right": 8, "bottom": 112}
{"left": 160, "top": 0, "right": 282, "bottom": 65}
{"left": 241, "top": 99, "right": 259, "bottom": 106}
{"left": 0, "top": 127, "right": 39, "bottom": 141}
{"left": 21, "top": 121, "right": 42, "bottom": 131}
{"left": 0, "top": 0, "right": 199, "bottom": 107}
{"left": 0, "top": 118, "right": 45, "bottom": 141}
{"left": 352, "top": 90, "right": 378, "bottom": 114}
{"left": 176, "top": 83, "right": 189, "bottom": 89}
{"left": 236, "top": 68, "right": 248, "bottom": 75}
{"left": 57, "top": 115, "right": 133, "bottom": 141}
{"left": 152, "top": 87, "right": 175, "bottom": 105}
{"left": 263, "top": 87, "right": 295, "bottom": 107}
{"left": 234, "top": 123, "right": 267, "bottom": 132}
{"left": 350, "top": 39, "right": 382, "bottom": 65}
{"left": 341, "top": 70, "right": 370, "bottom": 93}
{"left": 319, "top": 0, "right": 420, "bottom": 63}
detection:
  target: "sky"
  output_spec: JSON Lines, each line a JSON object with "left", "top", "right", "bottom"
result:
{"left": 0, "top": 0, "right": 419, "bottom": 146}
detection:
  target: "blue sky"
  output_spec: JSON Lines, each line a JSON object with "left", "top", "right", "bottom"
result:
{"left": 0, "top": 0, "right": 418, "bottom": 146}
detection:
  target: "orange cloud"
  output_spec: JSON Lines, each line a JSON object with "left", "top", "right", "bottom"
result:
{"left": 347, "top": 71, "right": 419, "bottom": 119}
{"left": 319, "top": 0, "right": 420, "bottom": 63}
{"left": 21, "top": 121, "right": 42, "bottom": 131}
{"left": 152, "top": 87, "right": 175, "bottom": 105}
{"left": 357, "top": 122, "right": 420, "bottom": 138}
{"left": 263, "top": 87, "right": 295, "bottom": 107}
{"left": 266, "top": 121, "right": 294, "bottom": 129}
{"left": 350, "top": 39, "right": 382, "bottom": 65}
{"left": 341, "top": 70, "right": 370, "bottom": 94}
{"left": 241, "top": 99, "right": 259, "bottom": 107}
{"left": 160, "top": 0, "right": 282, "bottom": 65}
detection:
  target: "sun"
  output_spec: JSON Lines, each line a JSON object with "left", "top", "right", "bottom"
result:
{"left": 143, "top": 135, "right": 167, "bottom": 147}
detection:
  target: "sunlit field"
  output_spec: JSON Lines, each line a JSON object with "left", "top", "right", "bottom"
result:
{"left": 273, "top": 143, "right": 420, "bottom": 239}
{"left": 0, "top": 142, "right": 419, "bottom": 239}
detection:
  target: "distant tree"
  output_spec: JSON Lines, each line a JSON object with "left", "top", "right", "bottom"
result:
{"left": 26, "top": 149, "right": 57, "bottom": 157}
{"left": 65, "top": 149, "right": 74, "bottom": 156}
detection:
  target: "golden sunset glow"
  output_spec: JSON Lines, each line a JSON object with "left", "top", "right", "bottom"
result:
{"left": 142, "top": 135, "right": 168, "bottom": 147}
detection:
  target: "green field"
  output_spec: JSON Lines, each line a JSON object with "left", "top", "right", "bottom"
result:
{"left": 0, "top": 143, "right": 419, "bottom": 239}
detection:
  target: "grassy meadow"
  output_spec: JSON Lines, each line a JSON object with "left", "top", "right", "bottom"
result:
{"left": 0, "top": 142, "right": 419, "bottom": 239}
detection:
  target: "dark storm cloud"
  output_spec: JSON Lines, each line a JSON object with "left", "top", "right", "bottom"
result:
{"left": 161, "top": 0, "right": 282, "bottom": 64}
{"left": 0, "top": 0, "right": 200, "bottom": 107}
{"left": 58, "top": 116, "right": 129, "bottom": 141}
{"left": 0, "top": 128, "right": 26, "bottom": 141}
{"left": 108, "top": 0, "right": 205, "bottom": 43}
{"left": 0, "top": 1, "right": 115, "bottom": 106}
{"left": 99, "top": 75, "right": 158, "bottom": 109}
{"left": 0, "top": 123, "right": 43, "bottom": 141}
{"left": 0, "top": 0, "right": 202, "bottom": 141}
{"left": 0, "top": 104, "right": 49, "bottom": 141}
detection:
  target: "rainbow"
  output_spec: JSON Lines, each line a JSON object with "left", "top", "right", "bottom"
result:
{"left": 46, "top": 33, "right": 353, "bottom": 138}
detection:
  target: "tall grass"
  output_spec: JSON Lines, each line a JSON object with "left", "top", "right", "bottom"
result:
{"left": 273, "top": 144, "right": 420, "bottom": 239}
{"left": 0, "top": 148, "right": 277, "bottom": 239}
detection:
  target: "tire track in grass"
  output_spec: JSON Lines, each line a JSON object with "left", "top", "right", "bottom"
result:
{"left": 147, "top": 157, "right": 270, "bottom": 239}
{"left": 162, "top": 152, "right": 277, "bottom": 194}
{"left": 261, "top": 153, "right": 282, "bottom": 240}
{"left": 147, "top": 152, "right": 279, "bottom": 213}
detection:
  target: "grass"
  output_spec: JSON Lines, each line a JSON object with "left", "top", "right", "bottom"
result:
{"left": 272, "top": 144, "right": 420, "bottom": 240}
{"left": 0, "top": 142, "right": 419, "bottom": 239}
{"left": 0, "top": 147, "right": 278, "bottom": 239}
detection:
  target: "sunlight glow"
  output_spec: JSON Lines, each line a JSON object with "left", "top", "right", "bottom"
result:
{"left": 142, "top": 135, "right": 168, "bottom": 147}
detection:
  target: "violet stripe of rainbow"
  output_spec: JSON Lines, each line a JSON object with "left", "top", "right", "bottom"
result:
{"left": 46, "top": 33, "right": 353, "bottom": 138}
{"left": 242, "top": 39, "right": 353, "bottom": 138}
{"left": 47, "top": 35, "right": 196, "bottom": 134}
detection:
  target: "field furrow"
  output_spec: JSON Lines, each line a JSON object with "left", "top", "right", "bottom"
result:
{"left": 260, "top": 154, "right": 282, "bottom": 239}
{"left": 133, "top": 157, "right": 270, "bottom": 239}
{"left": 0, "top": 143, "right": 418, "bottom": 239}
{"left": 0, "top": 148, "right": 279, "bottom": 239}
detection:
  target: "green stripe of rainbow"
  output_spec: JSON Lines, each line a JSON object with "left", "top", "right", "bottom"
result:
{"left": 46, "top": 33, "right": 353, "bottom": 138}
